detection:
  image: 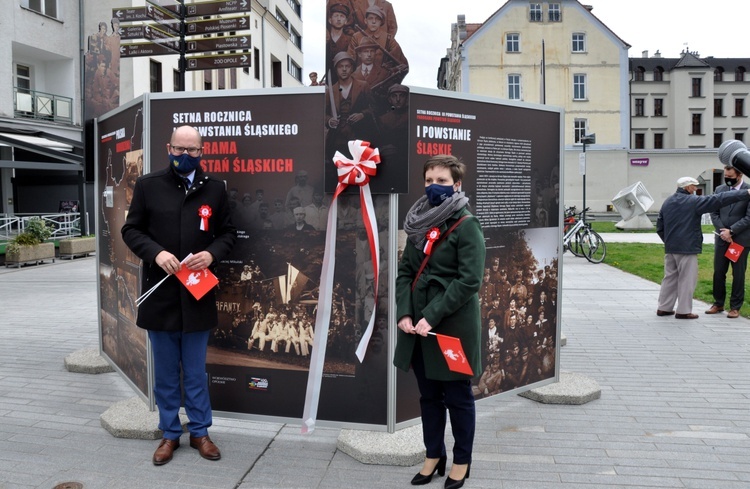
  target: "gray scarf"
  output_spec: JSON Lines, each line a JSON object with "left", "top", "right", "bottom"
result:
{"left": 404, "top": 192, "right": 469, "bottom": 250}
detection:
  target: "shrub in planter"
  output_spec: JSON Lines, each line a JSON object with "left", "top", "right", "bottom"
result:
{"left": 5, "top": 217, "right": 55, "bottom": 265}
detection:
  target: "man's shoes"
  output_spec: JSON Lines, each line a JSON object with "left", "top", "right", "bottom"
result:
{"left": 153, "top": 438, "right": 179, "bottom": 466}
{"left": 190, "top": 435, "right": 221, "bottom": 460}
{"left": 727, "top": 309, "right": 740, "bottom": 318}
{"left": 705, "top": 305, "right": 724, "bottom": 314}
{"left": 675, "top": 313, "right": 699, "bottom": 319}
{"left": 656, "top": 310, "right": 675, "bottom": 316}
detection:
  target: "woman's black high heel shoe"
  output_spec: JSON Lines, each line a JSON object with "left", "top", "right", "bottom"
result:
{"left": 444, "top": 463, "right": 470, "bottom": 489}
{"left": 411, "top": 455, "right": 447, "bottom": 485}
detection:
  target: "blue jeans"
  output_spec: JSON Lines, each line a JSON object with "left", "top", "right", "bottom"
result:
{"left": 148, "top": 330, "right": 212, "bottom": 440}
{"left": 412, "top": 342, "right": 476, "bottom": 464}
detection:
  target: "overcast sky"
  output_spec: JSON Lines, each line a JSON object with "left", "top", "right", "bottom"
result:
{"left": 302, "top": 0, "right": 748, "bottom": 88}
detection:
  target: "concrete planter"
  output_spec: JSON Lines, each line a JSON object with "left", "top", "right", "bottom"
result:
{"left": 59, "top": 237, "right": 96, "bottom": 259}
{"left": 5, "top": 242, "right": 56, "bottom": 268}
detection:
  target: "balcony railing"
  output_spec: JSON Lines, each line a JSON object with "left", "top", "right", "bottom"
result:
{"left": 13, "top": 87, "right": 73, "bottom": 124}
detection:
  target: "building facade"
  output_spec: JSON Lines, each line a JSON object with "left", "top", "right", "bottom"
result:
{"left": 1, "top": 1, "right": 84, "bottom": 218}
{"left": 1, "top": 0, "right": 304, "bottom": 221}
{"left": 439, "top": 0, "right": 631, "bottom": 149}
{"left": 630, "top": 51, "right": 750, "bottom": 150}
{"left": 438, "top": 0, "right": 750, "bottom": 211}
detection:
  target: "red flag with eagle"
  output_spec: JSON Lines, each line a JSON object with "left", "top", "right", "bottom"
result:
{"left": 434, "top": 333, "right": 474, "bottom": 376}
{"left": 174, "top": 262, "right": 219, "bottom": 300}
{"left": 725, "top": 241, "right": 744, "bottom": 263}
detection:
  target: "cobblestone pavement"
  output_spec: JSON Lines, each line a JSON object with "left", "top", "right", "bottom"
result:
{"left": 0, "top": 252, "right": 748, "bottom": 488}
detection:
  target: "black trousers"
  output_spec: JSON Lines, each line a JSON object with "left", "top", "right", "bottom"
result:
{"left": 713, "top": 243, "right": 749, "bottom": 311}
{"left": 412, "top": 341, "right": 475, "bottom": 465}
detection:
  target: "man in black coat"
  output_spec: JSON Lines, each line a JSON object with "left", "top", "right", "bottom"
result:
{"left": 122, "top": 125, "right": 236, "bottom": 465}
{"left": 707, "top": 165, "right": 750, "bottom": 318}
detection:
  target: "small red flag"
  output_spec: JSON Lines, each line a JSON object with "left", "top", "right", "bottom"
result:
{"left": 434, "top": 333, "right": 474, "bottom": 376}
{"left": 725, "top": 241, "right": 745, "bottom": 263}
{"left": 174, "top": 266, "right": 219, "bottom": 300}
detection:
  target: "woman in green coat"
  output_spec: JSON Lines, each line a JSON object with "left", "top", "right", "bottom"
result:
{"left": 394, "top": 155, "right": 486, "bottom": 489}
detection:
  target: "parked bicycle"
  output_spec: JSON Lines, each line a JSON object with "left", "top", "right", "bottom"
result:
{"left": 562, "top": 206, "right": 606, "bottom": 263}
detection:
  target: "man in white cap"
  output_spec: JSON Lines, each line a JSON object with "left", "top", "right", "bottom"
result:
{"left": 656, "top": 176, "right": 750, "bottom": 319}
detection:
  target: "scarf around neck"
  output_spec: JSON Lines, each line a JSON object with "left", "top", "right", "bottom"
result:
{"left": 403, "top": 191, "right": 469, "bottom": 250}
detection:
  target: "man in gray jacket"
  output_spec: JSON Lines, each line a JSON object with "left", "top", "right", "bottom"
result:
{"left": 656, "top": 176, "right": 750, "bottom": 319}
{"left": 707, "top": 165, "right": 750, "bottom": 318}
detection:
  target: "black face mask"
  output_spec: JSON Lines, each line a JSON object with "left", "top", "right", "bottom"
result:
{"left": 725, "top": 177, "right": 739, "bottom": 187}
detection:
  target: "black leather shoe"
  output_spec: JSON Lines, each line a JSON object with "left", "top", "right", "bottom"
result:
{"left": 444, "top": 463, "right": 470, "bottom": 489}
{"left": 675, "top": 313, "right": 698, "bottom": 319}
{"left": 656, "top": 310, "right": 675, "bottom": 316}
{"left": 411, "top": 456, "right": 447, "bottom": 485}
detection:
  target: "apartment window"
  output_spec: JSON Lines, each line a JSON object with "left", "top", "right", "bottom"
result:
{"left": 691, "top": 78, "right": 702, "bottom": 97}
{"left": 691, "top": 113, "right": 702, "bottom": 135}
{"left": 204, "top": 70, "right": 212, "bottom": 91}
{"left": 529, "top": 3, "right": 542, "bottom": 22}
{"left": 574, "top": 119, "right": 587, "bottom": 143}
{"left": 654, "top": 133, "right": 664, "bottom": 149}
{"left": 634, "top": 67, "right": 645, "bottom": 81}
{"left": 654, "top": 98, "right": 663, "bottom": 116}
{"left": 634, "top": 133, "right": 645, "bottom": 149}
{"left": 272, "top": 60, "right": 282, "bottom": 87}
{"left": 288, "top": 56, "right": 301, "bottom": 82}
{"left": 506, "top": 33, "right": 520, "bottom": 53}
{"left": 548, "top": 3, "right": 561, "bottom": 21}
{"left": 736, "top": 98, "right": 745, "bottom": 116}
{"left": 736, "top": 133, "right": 745, "bottom": 142}
{"left": 15, "top": 64, "right": 31, "bottom": 93}
{"left": 290, "top": 28, "right": 302, "bottom": 49}
{"left": 173, "top": 70, "right": 180, "bottom": 91}
{"left": 572, "top": 33, "right": 586, "bottom": 53}
{"left": 654, "top": 67, "right": 664, "bottom": 81}
{"left": 254, "top": 48, "right": 261, "bottom": 80}
{"left": 218, "top": 69, "right": 226, "bottom": 90}
{"left": 26, "top": 0, "right": 57, "bottom": 18}
{"left": 275, "top": 9, "right": 289, "bottom": 29}
{"left": 287, "top": 0, "right": 301, "bottom": 17}
{"left": 230, "top": 69, "right": 237, "bottom": 89}
{"left": 508, "top": 74, "right": 521, "bottom": 100}
{"left": 634, "top": 98, "right": 644, "bottom": 116}
{"left": 149, "top": 60, "right": 162, "bottom": 93}
{"left": 736, "top": 67, "right": 746, "bottom": 81}
{"left": 714, "top": 99, "right": 723, "bottom": 117}
{"left": 573, "top": 74, "right": 587, "bottom": 100}
{"left": 714, "top": 68, "right": 724, "bottom": 82}
{"left": 714, "top": 133, "right": 724, "bottom": 148}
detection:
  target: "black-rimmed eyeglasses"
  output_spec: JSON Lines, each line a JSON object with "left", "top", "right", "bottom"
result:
{"left": 170, "top": 145, "right": 202, "bottom": 156}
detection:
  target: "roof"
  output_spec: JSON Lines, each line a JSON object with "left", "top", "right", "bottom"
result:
{"left": 462, "top": 0, "right": 630, "bottom": 50}
{"left": 630, "top": 53, "right": 749, "bottom": 72}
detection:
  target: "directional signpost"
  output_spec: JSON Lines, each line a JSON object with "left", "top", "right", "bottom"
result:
{"left": 186, "top": 14, "right": 250, "bottom": 35}
{"left": 186, "top": 35, "right": 250, "bottom": 53}
{"left": 113, "top": 0, "right": 254, "bottom": 88}
{"left": 186, "top": 53, "right": 251, "bottom": 71}
{"left": 185, "top": 0, "right": 250, "bottom": 18}
{"left": 112, "top": 7, "right": 150, "bottom": 22}
{"left": 144, "top": 24, "right": 180, "bottom": 52}
{"left": 120, "top": 41, "right": 178, "bottom": 58}
{"left": 145, "top": 1, "right": 180, "bottom": 34}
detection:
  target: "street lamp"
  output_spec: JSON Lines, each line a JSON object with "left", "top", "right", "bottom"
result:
{"left": 579, "top": 133, "right": 596, "bottom": 222}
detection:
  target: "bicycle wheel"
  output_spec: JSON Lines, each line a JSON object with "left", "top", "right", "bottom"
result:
{"left": 569, "top": 227, "right": 586, "bottom": 257}
{"left": 581, "top": 229, "right": 606, "bottom": 263}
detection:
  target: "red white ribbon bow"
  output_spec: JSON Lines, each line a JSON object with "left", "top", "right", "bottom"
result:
{"left": 424, "top": 227, "right": 440, "bottom": 255}
{"left": 302, "top": 140, "right": 381, "bottom": 435}
{"left": 334, "top": 139, "right": 380, "bottom": 189}
{"left": 198, "top": 205, "right": 212, "bottom": 231}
